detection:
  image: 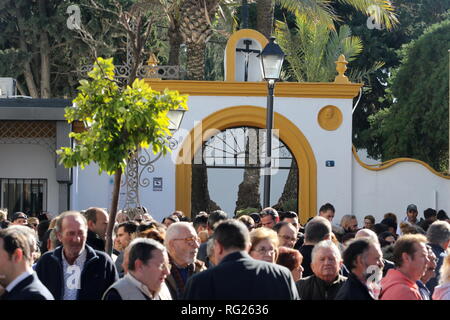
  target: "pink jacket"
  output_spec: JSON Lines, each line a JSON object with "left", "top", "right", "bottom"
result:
{"left": 380, "top": 269, "right": 422, "bottom": 300}
{"left": 432, "top": 282, "right": 450, "bottom": 300}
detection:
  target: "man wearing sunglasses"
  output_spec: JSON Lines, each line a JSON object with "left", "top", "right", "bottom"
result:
{"left": 164, "top": 222, "right": 206, "bottom": 299}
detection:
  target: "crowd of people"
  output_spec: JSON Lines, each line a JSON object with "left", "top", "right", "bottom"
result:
{"left": 0, "top": 203, "right": 449, "bottom": 301}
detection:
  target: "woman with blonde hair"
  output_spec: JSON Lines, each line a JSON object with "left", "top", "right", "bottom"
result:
{"left": 249, "top": 227, "right": 279, "bottom": 263}
{"left": 432, "top": 251, "right": 450, "bottom": 300}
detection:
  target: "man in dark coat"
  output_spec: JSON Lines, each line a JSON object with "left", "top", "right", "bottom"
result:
{"left": 335, "top": 238, "right": 384, "bottom": 300}
{"left": 300, "top": 216, "right": 332, "bottom": 277}
{"left": 0, "top": 226, "right": 54, "bottom": 300}
{"left": 35, "top": 211, "right": 118, "bottom": 300}
{"left": 183, "top": 220, "right": 299, "bottom": 300}
{"left": 84, "top": 207, "right": 109, "bottom": 252}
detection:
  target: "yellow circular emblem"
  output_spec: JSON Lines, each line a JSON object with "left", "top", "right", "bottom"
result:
{"left": 318, "top": 105, "right": 343, "bottom": 131}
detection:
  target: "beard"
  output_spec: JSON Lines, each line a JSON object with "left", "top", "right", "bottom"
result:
{"left": 364, "top": 264, "right": 383, "bottom": 285}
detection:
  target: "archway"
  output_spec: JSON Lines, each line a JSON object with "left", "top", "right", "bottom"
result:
{"left": 175, "top": 105, "right": 317, "bottom": 223}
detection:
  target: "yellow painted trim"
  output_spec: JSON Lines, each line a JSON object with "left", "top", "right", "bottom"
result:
{"left": 145, "top": 80, "right": 362, "bottom": 99}
{"left": 224, "top": 29, "right": 268, "bottom": 82}
{"left": 352, "top": 146, "right": 450, "bottom": 180}
{"left": 175, "top": 105, "right": 317, "bottom": 224}
{"left": 318, "top": 105, "right": 343, "bottom": 131}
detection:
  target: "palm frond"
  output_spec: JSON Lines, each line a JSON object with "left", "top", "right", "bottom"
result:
{"left": 347, "top": 60, "right": 384, "bottom": 83}
{"left": 275, "top": 18, "right": 306, "bottom": 81}
{"left": 337, "top": 0, "right": 398, "bottom": 30}
{"left": 277, "top": 0, "right": 336, "bottom": 29}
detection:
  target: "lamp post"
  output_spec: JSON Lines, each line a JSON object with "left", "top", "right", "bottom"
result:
{"left": 121, "top": 108, "right": 186, "bottom": 216}
{"left": 259, "top": 37, "right": 285, "bottom": 208}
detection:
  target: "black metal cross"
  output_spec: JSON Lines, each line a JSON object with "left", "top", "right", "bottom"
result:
{"left": 236, "top": 40, "right": 261, "bottom": 82}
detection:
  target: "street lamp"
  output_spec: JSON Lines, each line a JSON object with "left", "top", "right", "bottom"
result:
{"left": 259, "top": 37, "right": 285, "bottom": 208}
{"left": 121, "top": 107, "right": 186, "bottom": 215}
{"left": 167, "top": 109, "right": 186, "bottom": 133}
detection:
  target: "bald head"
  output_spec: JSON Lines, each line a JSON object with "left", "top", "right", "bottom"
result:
{"left": 355, "top": 228, "right": 379, "bottom": 245}
{"left": 164, "top": 222, "right": 196, "bottom": 244}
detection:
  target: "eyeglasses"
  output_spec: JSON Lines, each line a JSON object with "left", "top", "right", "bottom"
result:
{"left": 253, "top": 247, "right": 276, "bottom": 255}
{"left": 173, "top": 236, "right": 200, "bottom": 246}
{"left": 279, "top": 234, "right": 297, "bottom": 242}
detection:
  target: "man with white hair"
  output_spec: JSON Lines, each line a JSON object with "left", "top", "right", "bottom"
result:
{"left": 164, "top": 222, "right": 205, "bottom": 299}
{"left": 296, "top": 240, "right": 347, "bottom": 300}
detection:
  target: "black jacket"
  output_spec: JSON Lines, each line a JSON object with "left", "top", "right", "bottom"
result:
{"left": 183, "top": 251, "right": 299, "bottom": 300}
{"left": 1, "top": 273, "right": 54, "bottom": 300}
{"left": 86, "top": 230, "right": 105, "bottom": 252}
{"left": 35, "top": 244, "right": 118, "bottom": 300}
{"left": 296, "top": 274, "right": 347, "bottom": 300}
{"left": 299, "top": 245, "right": 314, "bottom": 277}
{"left": 334, "top": 272, "right": 375, "bottom": 300}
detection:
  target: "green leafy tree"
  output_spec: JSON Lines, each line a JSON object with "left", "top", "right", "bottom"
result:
{"left": 333, "top": 0, "right": 450, "bottom": 151}
{"left": 0, "top": 0, "right": 168, "bottom": 98}
{"left": 57, "top": 57, "right": 187, "bottom": 254}
{"left": 366, "top": 20, "right": 450, "bottom": 171}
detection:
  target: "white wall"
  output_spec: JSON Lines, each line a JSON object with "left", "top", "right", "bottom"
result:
{"left": 0, "top": 143, "right": 59, "bottom": 215}
{"left": 352, "top": 156, "right": 450, "bottom": 226}
{"left": 71, "top": 94, "right": 355, "bottom": 222}
{"left": 71, "top": 163, "right": 111, "bottom": 211}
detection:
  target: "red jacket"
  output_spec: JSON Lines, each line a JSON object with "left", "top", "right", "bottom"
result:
{"left": 380, "top": 269, "right": 422, "bottom": 300}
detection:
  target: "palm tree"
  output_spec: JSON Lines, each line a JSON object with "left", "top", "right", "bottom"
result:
{"left": 158, "top": 0, "right": 184, "bottom": 65}
{"left": 256, "top": 0, "right": 399, "bottom": 37}
{"left": 275, "top": 13, "right": 383, "bottom": 82}
{"left": 178, "top": 0, "right": 223, "bottom": 80}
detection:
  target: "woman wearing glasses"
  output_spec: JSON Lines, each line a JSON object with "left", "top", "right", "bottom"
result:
{"left": 249, "top": 227, "right": 279, "bottom": 263}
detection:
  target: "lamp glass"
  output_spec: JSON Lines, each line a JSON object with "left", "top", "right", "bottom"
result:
{"left": 259, "top": 37, "right": 285, "bottom": 81}
{"left": 167, "top": 109, "right": 185, "bottom": 132}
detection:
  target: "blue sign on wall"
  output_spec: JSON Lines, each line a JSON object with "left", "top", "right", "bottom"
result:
{"left": 153, "top": 177, "right": 163, "bottom": 191}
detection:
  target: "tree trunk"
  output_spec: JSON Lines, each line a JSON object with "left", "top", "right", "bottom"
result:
{"left": 38, "top": 0, "right": 51, "bottom": 98}
{"left": 191, "top": 163, "right": 221, "bottom": 216}
{"left": 168, "top": 16, "right": 182, "bottom": 66}
{"left": 235, "top": 128, "right": 261, "bottom": 213}
{"left": 256, "top": 0, "right": 274, "bottom": 38}
{"left": 273, "top": 159, "right": 298, "bottom": 211}
{"left": 16, "top": 81, "right": 27, "bottom": 96}
{"left": 105, "top": 168, "right": 122, "bottom": 256}
{"left": 16, "top": 6, "right": 39, "bottom": 98}
{"left": 186, "top": 42, "right": 206, "bottom": 80}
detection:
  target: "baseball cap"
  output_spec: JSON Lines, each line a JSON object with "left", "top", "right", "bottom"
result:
{"left": 12, "top": 211, "right": 28, "bottom": 221}
{"left": 437, "top": 210, "right": 449, "bottom": 220}
{"left": 407, "top": 204, "right": 418, "bottom": 212}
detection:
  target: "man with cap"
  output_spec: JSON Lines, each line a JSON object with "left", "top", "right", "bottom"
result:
{"left": 397, "top": 204, "right": 419, "bottom": 235}
{"left": 11, "top": 212, "right": 28, "bottom": 226}
{"left": 437, "top": 210, "right": 449, "bottom": 223}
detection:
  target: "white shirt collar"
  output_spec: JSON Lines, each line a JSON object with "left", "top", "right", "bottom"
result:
{"left": 126, "top": 273, "right": 155, "bottom": 299}
{"left": 6, "top": 269, "right": 33, "bottom": 293}
{"left": 62, "top": 248, "right": 86, "bottom": 266}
